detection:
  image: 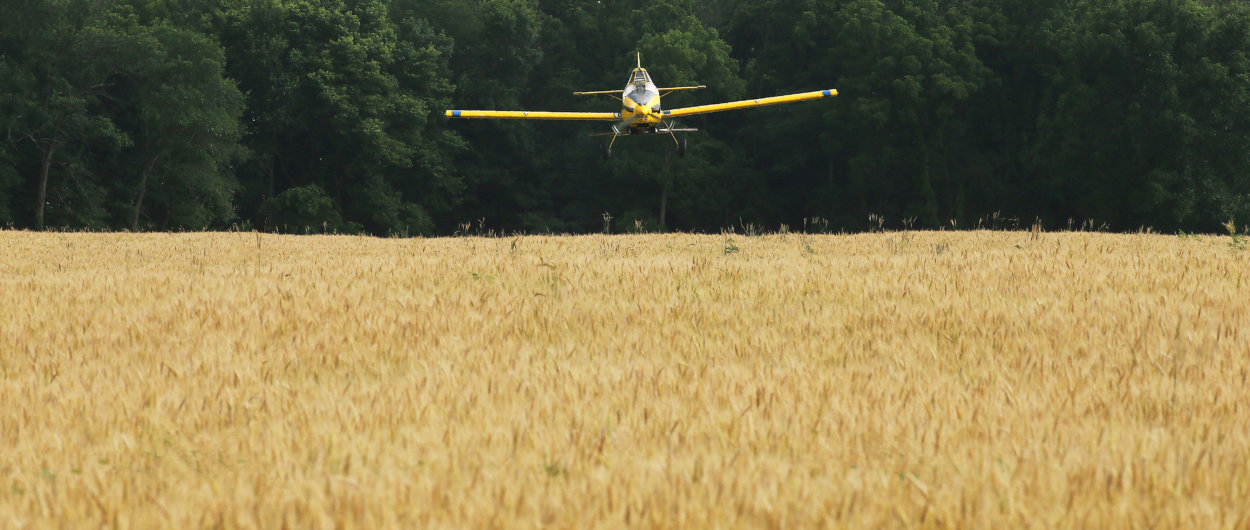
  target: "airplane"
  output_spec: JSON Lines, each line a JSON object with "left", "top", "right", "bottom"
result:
{"left": 445, "top": 53, "right": 837, "bottom": 160}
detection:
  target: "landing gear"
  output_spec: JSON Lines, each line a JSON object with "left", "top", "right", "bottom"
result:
{"left": 677, "top": 137, "right": 688, "bottom": 157}
{"left": 600, "top": 143, "right": 612, "bottom": 161}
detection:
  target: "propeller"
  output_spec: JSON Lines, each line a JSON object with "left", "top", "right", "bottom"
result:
{"left": 612, "top": 104, "right": 661, "bottom": 135}
{"left": 612, "top": 114, "right": 639, "bottom": 135}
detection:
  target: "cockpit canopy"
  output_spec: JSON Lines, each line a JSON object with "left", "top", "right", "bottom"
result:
{"left": 628, "top": 69, "right": 653, "bottom": 85}
{"left": 624, "top": 68, "right": 658, "bottom": 105}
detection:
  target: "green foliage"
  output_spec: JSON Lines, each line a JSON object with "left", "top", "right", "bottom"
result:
{"left": 103, "top": 8, "right": 246, "bottom": 230}
{"left": 215, "top": 0, "right": 461, "bottom": 234}
{"left": 0, "top": 0, "right": 131, "bottom": 229}
{"left": 0, "top": 150, "right": 18, "bottom": 224}
{"left": 258, "top": 184, "right": 357, "bottom": 234}
{"left": 1034, "top": 0, "right": 1250, "bottom": 232}
{"left": 3, "top": 0, "right": 1250, "bottom": 234}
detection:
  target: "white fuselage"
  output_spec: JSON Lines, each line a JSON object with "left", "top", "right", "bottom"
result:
{"left": 621, "top": 68, "right": 661, "bottom": 127}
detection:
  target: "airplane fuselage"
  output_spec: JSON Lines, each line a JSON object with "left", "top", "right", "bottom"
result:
{"left": 621, "top": 67, "right": 663, "bottom": 128}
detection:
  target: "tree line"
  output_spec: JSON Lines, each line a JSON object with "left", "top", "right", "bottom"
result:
{"left": 3, "top": 0, "right": 1249, "bottom": 235}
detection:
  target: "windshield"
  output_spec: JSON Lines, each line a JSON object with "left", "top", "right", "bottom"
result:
{"left": 627, "top": 87, "right": 657, "bottom": 105}
{"left": 624, "top": 69, "right": 657, "bottom": 105}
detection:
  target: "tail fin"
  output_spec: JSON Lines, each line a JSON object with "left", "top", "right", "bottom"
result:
{"left": 636, "top": 51, "right": 641, "bottom": 69}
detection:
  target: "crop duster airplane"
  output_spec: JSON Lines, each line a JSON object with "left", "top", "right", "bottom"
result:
{"left": 445, "top": 53, "right": 837, "bottom": 160}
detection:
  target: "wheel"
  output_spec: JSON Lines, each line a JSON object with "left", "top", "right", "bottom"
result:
{"left": 600, "top": 143, "right": 611, "bottom": 161}
{"left": 678, "top": 137, "right": 688, "bottom": 157}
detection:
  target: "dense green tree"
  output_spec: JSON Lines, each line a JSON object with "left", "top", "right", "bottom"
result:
{"left": 4, "top": 0, "right": 1250, "bottom": 234}
{"left": 1036, "top": 0, "right": 1250, "bottom": 230}
{"left": 726, "top": 0, "right": 988, "bottom": 228}
{"left": 0, "top": 149, "right": 17, "bottom": 224}
{"left": 215, "top": 0, "right": 459, "bottom": 234}
{"left": 257, "top": 183, "right": 356, "bottom": 233}
{"left": 101, "top": 11, "right": 245, "bottom": 230}
{"left": 0, "top": 0, "right": 129, "bottom": 229}
{"left": 413, "top": 0, "right": 550, "bottom": 231}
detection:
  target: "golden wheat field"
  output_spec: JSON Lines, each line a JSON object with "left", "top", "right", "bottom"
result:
{"left": 1, "top": 229, "right": 1249, "bottom": 528}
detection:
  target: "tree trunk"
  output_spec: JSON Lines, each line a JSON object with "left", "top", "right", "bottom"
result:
{"left": 35, "top": 143, "right": 56, "bottom": 231}
{"left": 660, "top": 182, "right": 669, "bottom": 230}
{"left": 660, "top": 146, "right": 673, "bottom": 231}
{"left": 131, "top": 156, "right": 159, "bottom": 231}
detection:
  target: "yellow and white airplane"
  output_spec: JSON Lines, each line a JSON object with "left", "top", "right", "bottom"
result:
{"left": 445, "top": 53, "right": 837, "bottom": 160}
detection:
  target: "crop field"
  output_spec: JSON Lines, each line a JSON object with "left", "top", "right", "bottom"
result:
{"left": 1, "top": 230, "right": 1248, "bottom": 528}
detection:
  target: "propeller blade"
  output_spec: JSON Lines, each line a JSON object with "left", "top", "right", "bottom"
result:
{"left": 612, "top": 114, "right": 639, "bottom": 134}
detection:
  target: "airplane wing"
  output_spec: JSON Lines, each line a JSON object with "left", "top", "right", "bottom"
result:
{"left": 445, "top": 110, "right": 621, "bottom": 121}
{"left": 662, "top": 89, "right": 837, "bottom": 118}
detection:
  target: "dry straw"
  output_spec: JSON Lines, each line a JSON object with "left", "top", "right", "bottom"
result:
{"left": 1, "top": 230, "right": 1247, "bottom": 528}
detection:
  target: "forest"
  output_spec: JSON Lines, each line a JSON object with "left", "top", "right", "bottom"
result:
{"left": 3, "top": 0, "right": 1250, "bottom": 235}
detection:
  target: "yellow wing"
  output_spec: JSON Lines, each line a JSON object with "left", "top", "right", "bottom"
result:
{"left": 662, "top": 89, "right": 837, "bottom": 118}
{"left": 445, "top": 110, "right": 620, "bottom": 121}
